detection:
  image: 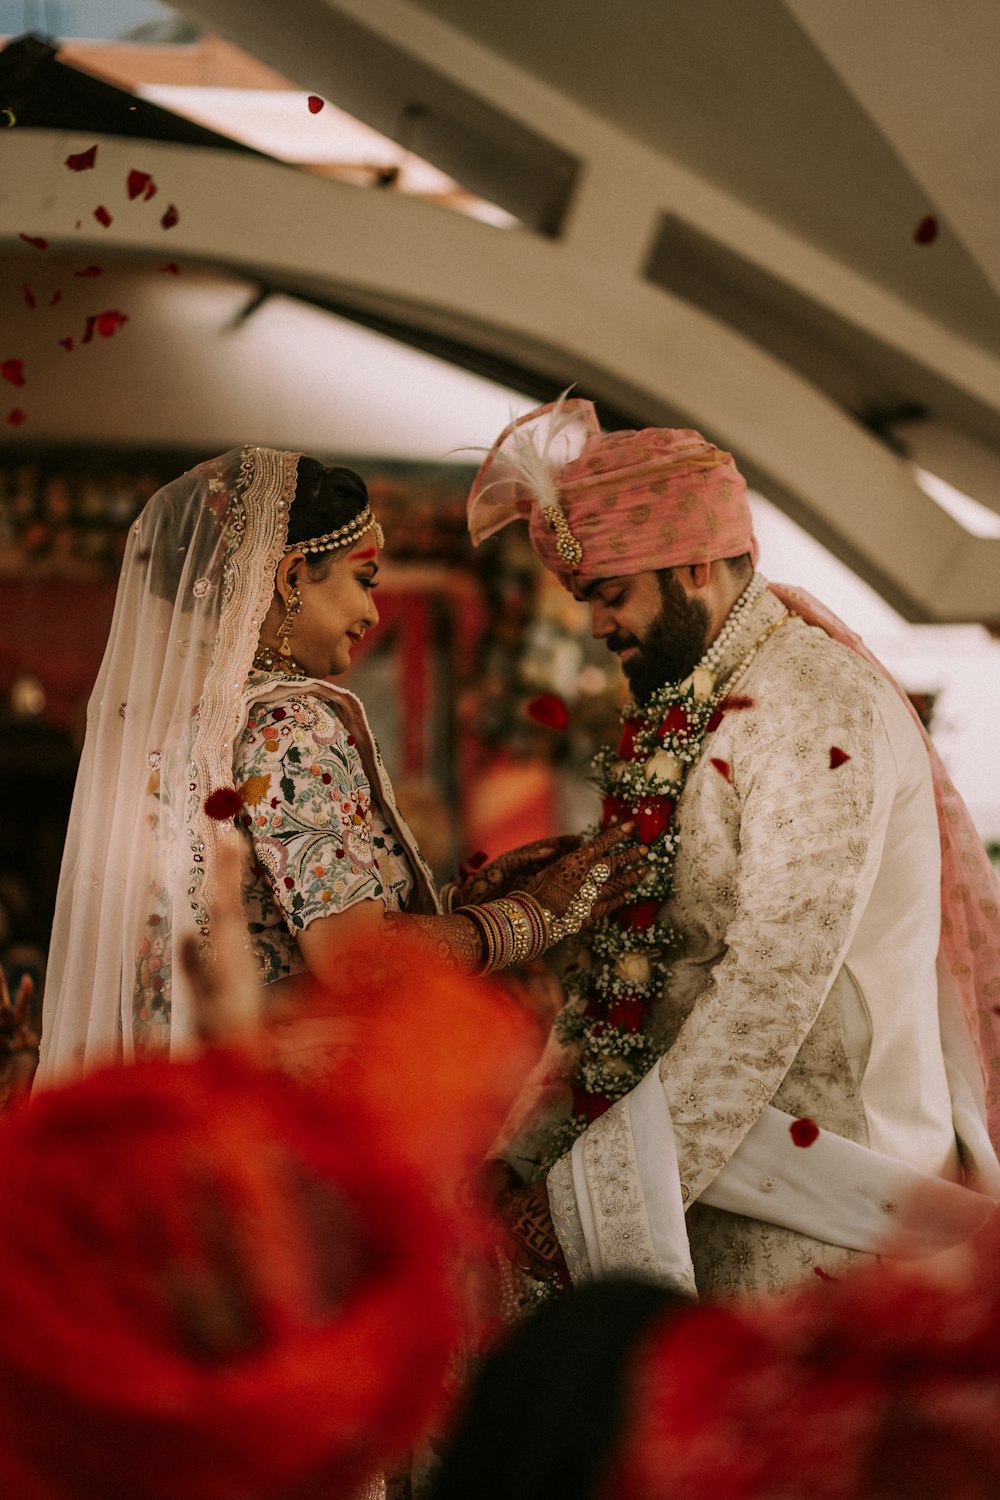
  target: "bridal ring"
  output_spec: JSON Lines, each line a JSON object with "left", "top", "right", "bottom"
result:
{"left": 545, "top": 860, "right": 611, "bottom": 944}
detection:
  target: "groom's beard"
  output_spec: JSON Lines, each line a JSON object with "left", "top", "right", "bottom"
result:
{"left": 609, "top": 573, "right": 711, "bottom": 703}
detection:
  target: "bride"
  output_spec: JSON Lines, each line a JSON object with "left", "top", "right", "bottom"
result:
{"left": 36, "top": 446, "right": 639, "bottom": 1086}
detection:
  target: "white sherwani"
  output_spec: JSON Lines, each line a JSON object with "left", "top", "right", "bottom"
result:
{"left": 544, "top": 588, "right": 998, "bottom": 1296}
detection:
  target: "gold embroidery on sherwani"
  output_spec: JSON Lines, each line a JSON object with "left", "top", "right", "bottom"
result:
{"left": 583, "top": 1099, "right": 659, "bottom": 1277}
{"left": 547, "top": 1154, "right": 592, "bottom": 1283}
{"left": 651, "top": 592, "right": 885, "bottom": 1292}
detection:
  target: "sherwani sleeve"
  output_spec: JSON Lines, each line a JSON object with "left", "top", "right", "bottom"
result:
{"left": 661, "top": 669, "right": 897, "bottom": 1206}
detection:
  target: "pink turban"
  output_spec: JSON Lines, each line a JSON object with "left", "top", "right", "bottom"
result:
{"left": 467, "top": 396, "right": 756, "bottom": 583}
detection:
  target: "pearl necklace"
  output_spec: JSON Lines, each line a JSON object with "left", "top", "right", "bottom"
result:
{"left": 698, "top": 571, "right": 768, "bottom": 676}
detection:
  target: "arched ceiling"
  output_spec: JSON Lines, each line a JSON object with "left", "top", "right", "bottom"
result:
{"left": 2, "top": 0, "right": 999, "bottom": 621}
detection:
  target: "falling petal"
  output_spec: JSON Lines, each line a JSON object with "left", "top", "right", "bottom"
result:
{"left": 49, "top": 289, "right": 62, "bottom": 306}
{"left": 204, "top": 787, "right": 244, "bottom": 820}
{"left": 95, "top": 310, "right": 128, "bottom": 338}
{"left": 307, "top": 94, "right": 325, "bottom": 113}
{"left": 160, "top": 203, "right": 179, "bottom": 230}
{"left": 709, "top": 757, "right": 731, "bottom": 782}
{"left": 813, "top": 1266, "right": 838, "bottom": 1282}
{"left": 6, "top": 408, "right": 27, "bottom": 427}
{"left": 829, "top": 746, "right": 851, "bottom": 769}
{"left": 790, "top": 1117, "right": 819, "bottom": 1148}
{"left": 65, "top": 144, "right": 98, "bottom": 171}
{"left": 914, "top": 214, "right": 939, "bottom": 245}
{"left": 1, "top": 359, "right": 26, "bottom": 387}
{"left": 81, "top": 315, "right": 98, "bottom": 345}
{"left": 93, "top": 205, "right": 113, "bottom": 228}
{"left": 126, "top": 168, "right": 154, "bottom": 200}
{"left": 58, "top": 336, "right": 75, "bottom": 352}
{"left": 18, "top": 233, "right": 48, "bottom": 250}
{"left": 526, "top": 692, "right": 570, "bottom": 731}
{"left": 74, "top": 265, "right": 104, "bottom": 278}
{"left": 22, "top": 284, "right": 36, "bottom": 309}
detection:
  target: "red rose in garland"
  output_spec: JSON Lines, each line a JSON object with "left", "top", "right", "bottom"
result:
{"left": 635, "top": 797, "right": 674, "bottom": 845}
{"left": 618, "top": 718, "right": 644, "bottom": 760}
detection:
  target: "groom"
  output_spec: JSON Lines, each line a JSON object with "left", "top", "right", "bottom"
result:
{"left": 470, "top": 400, "right": 1000, "bottom": 1297}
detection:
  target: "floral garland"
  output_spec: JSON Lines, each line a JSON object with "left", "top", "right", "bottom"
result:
{"left": 538, "top": 665, "right": 756, "bottom": 1172}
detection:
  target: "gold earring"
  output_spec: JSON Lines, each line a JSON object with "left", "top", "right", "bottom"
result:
{"left": 277, "top": 585, "right": 301, "bottom": 659}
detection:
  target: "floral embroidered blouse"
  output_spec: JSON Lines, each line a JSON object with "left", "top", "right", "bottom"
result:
{"left": 235, "top": 671, "right": 414, "bottom": 983}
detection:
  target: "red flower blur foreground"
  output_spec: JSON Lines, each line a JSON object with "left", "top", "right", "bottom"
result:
{"left": 93, "top": 205, "right": 113, "bottom": 227}
{"left": 204, "top": 786, "right": 243, "bottom": 820}
{"left": 1, "top": 360, "right": 25, "bottom": 387}
{"left": 526, "top": 693, "right": 569, "bottom": 731}
{"left": 160, "top": 203, "right": 180, "bottom": 230}
{"left": 307, "top": 94, "right": 325, "bottom": 113}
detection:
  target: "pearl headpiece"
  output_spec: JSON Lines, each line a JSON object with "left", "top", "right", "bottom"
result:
{"left": 284, "top": 505, "right": 384, "bottom": 557}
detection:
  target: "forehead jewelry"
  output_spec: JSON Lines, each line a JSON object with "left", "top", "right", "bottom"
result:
{"left": 284, "top": 505, "right": 385, "bottom": 557}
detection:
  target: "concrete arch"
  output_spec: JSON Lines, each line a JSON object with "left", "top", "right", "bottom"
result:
{"left": 2, "top": 124, "right": 998, "bottom": 620}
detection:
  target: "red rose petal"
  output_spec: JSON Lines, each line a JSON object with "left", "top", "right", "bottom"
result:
{"left": 710, "top": 757, "right": 732, "bottom": 781}
{"left": 658, "top": 704, "right": 692, "bottom": 740}
{"left": 81, "top": 315, "right": 98, "bottom": 345}
{"left": 707, "top": 708, "right": 724, "bottom": 732}
{"left": 1, "top": 359, "right": 26, "bottom": 388}
{"left": 617, "top": 717, "right": 643, "bottom": 760}
{"left": 58, "top": 337, "right": 75, "bottom": 352}
{"left": 635, "top": 797, "right": 674, "bottom": 844}
{"left": 829, "top": 746, "right": 851, "bottom": 769}
{"left": 571, "top": 1086, "right": 613, "bottom": 1123}
{"left": 160, "top": 203, "right": 179, "bottom": 230}
{"left": 526, "top": 692, "right": 569, "bottom": 731}
{"left": 49, "top": 289, "right": 62, "bottom": 305}
{"left": 65, "top": 144, "right": 98, "bottom": 171}
{"left": 74, "top": 265, "right": 104, "bottom": 278}
{"left": 160, "top": 261, "right": 181, "bottom": 274}
{"left": 790, "top": 1116, "right": 819, "bottom": 1148}
{"left": 616, "top": 898, "right": 662, "bottom": 932}
{"left": 601, "top": 794, "right": 627, "bottom": 832}
{"left": 144, "top": 179, "right": 158, "bottom": 201}
{"left": 204, "top": 787, "right": 243, "bottom": 820}
{"left": 719, "top": 694, "right": 755, "bottom": 712}
{"left": 22, "top": 283, "right": 36, "bottom": 309}
{"left": 93, "top": 205, "right": 113, "bottom": 227}
{"left": 18, "top": 233, "right": 49, "bottom": 250}
{"left": 914, "top": 214, "right": 939, "bottom": 245}
{"left": 813, "top": 1266, "right": 838, "bottom": 1283}
{"left": 127, "top": 169, "right": 153, "bottom": 200}
{"left": 6, "top": 408, "right": 27, "bottom": 428}
{"left": 95, "top": 309, "right": 128, "bottom": 338}
{"left": 606, "top": 996, "right": 648, "bottom": 1032}
{"left": 307, "top": 94, "right": 325, "bottom": 113}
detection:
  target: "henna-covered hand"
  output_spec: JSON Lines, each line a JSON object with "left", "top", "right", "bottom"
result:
{"left": 0, "top": 969, "right": 38, "bottom": 1111}
{"left": 451, "top": 836, "right": 582, "bottom": 907}
{"left": 523, "top": 824, "right": 647, "bottom": 932}
{"left": 499, "top": 1177, "right": 569, "bottom": 1280}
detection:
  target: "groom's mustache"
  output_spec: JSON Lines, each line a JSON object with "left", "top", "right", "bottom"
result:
{"left": 607, "top": 633, "right": 640, "bottom": 654}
